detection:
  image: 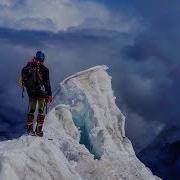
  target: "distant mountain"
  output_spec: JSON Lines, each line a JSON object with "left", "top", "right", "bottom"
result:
{"left": 138, "top": 125, "right": 180, "bottom": 180}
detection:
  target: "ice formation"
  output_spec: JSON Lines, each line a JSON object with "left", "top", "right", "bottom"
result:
{"left": 0, "top": 65, "right": 161, "bottom": 180}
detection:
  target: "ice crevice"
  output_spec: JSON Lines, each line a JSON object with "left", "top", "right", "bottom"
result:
{"left": 54, "top": 65, "right": 126, "bottom": 159}
{"left": 71, "top": 95, "right": 104, "bottom": 160}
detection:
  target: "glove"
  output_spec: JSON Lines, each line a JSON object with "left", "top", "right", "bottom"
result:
{"left": 47, "top": 96, "right": 53, "bottom": 103}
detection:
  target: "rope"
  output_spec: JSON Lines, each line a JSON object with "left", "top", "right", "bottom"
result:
{"left": 52, "top": 86, "right": 60, "bottom": 99}
{"left": 44, "top": 86, "right": 60, "bottom": 114}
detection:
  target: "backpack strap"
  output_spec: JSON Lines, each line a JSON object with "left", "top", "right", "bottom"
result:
{"left": 22, "top": 86, "right": 25, "bottom": 98}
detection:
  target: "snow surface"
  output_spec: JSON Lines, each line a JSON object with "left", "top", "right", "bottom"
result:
{"left": 0, "top": 65, "right": 161, "bottom": 180}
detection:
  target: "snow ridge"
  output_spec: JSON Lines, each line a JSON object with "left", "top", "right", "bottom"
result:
{"left": 0, "top": 65, "right": 161, "bottom": 180}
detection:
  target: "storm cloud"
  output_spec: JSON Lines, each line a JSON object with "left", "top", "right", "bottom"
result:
{"left": 0, "top": 0, "right": 179, "bottom": 152}
{"left": 0, "top": 0, "right": 138, "bottom": 33}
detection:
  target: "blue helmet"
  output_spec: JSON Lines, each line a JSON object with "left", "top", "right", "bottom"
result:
{"left": 35, "top": 51, "right": 45, "bottom": 61}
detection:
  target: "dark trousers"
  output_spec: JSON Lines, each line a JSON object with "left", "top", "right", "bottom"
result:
{"left": 28, "top": 97, "right": 45, "bottom": 114}
{"left": 27, "top": 98, "right": 46, "bottom": 133}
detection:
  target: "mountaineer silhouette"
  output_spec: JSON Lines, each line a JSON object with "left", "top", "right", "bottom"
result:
{"left": 20, "top": 51, "right": 52, "bottom": 136}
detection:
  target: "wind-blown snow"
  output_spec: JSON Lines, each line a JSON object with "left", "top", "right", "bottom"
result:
{"left": 0, "top": 65, "right": 161, "bottom": 180}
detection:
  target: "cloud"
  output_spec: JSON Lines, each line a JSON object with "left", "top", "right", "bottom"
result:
{"left": 0, "top": 26, "right": 172, "bottom": 150}
{"left": 0, "top": 23, "right": 175, "bottom": 151}
{"left": 0, "top": 0, "right": 179, "bottom": 153}
{"left": 0, "top": 0, "right": 15, "bottom": 6}
{"left": 124, "top": 108, "right": 165, "bottom": 152}
{"left": 0, "top": 0, "right": 139, "bottom": 33}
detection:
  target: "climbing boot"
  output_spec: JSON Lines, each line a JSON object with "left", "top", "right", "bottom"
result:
{"left": 35, "top": 114, "right": 45, "bottom": 137}
{"left": 27, "top": 113, "right": 35, "bottom": 136}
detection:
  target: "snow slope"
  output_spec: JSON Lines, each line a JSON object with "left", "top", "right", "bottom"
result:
{"left": 0, "top": 65, "right": 161, "bottom": 180}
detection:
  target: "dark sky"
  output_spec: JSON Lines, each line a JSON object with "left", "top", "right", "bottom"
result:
{"left": 0, "top": 0, "right": 179, "bottom": 152}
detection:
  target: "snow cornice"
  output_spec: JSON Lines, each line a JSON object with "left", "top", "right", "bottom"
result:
{"left": 60, "top": 65, "right": 108, "bottom": 85}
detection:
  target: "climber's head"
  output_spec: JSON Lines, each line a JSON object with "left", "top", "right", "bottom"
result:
{"left": 35, "top": 51, "right": 45, "bottom": 63}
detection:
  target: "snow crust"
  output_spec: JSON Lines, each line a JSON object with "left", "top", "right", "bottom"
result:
{"left": 0, "top": 65, "right": 161, "bottom": 180}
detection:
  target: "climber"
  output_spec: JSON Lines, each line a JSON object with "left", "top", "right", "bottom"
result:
{"left": 20, "top": 51, "right": 52, "bottom": 136}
